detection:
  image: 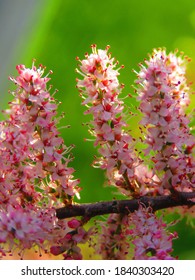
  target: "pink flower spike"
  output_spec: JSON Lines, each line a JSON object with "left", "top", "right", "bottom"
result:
{"left": 136, "top": 48, "right": 195, "bottom": 194}
{"left": 0, "top": 61, "right": 83, "bottom": 259}
{"left": 77, "top": 45, "right": 156, "bottom": 197}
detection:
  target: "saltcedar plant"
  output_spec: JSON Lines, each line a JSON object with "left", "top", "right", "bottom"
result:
{"left": 0, "top": 46, "right": 194, "bottom": 260}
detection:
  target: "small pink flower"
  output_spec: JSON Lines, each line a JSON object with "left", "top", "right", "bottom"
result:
{"left": 50, "top": 246, "right": 66, "bottom": 256}
{"left": 68, "top": 219, "right": 81, "bottom": 229}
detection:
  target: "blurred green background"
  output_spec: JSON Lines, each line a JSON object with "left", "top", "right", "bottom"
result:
{"left": 0, "top": 0, "right": 195, "bottom": 259}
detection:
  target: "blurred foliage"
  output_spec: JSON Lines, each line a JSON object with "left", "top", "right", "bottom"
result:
{"left": 1, "top": 0, "right": 195, "bottom": 259}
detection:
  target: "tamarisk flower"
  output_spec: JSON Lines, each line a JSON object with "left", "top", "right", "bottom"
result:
{"left": 0, "top": 62, "right": 86, "bottom": 259}
{"left": 131, "top": 205, "right": 177, "bottom": 260}
{"left": 76, "top": 45, "right": 158, "bottom": 197}
{"left": 136, "top": 49, "right": 195, "bottom": 194}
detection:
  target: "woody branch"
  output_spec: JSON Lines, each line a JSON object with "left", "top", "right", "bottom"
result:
{"left": 56, "top": 191, "right": 195, "bottom": 219}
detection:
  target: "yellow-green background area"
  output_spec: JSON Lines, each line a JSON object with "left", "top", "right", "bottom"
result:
{"left": 1, "top": 0, "right": 195, "bottom": 259}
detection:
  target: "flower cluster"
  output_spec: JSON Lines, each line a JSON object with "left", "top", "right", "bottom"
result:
{"left": 0, "top": 205, "right": 60, "bottom": 258}
{"left": 0, "top": 63, "right": 87, "bottom": 258}
{"left": 131, "top": 206, "right": 177, "bottom": 260}
{"left": 76, "top": 45, "right": 158, "bottom": 197}
{"left": 95, "top": 206, "right": 177, "bottom": 260}
{"left": 136, "top": 49, "right": 195, "bottom": 194}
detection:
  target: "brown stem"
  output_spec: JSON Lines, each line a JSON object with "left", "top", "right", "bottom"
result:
{"left": 56, "top": 191, "right": 195, "bottom": 220}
